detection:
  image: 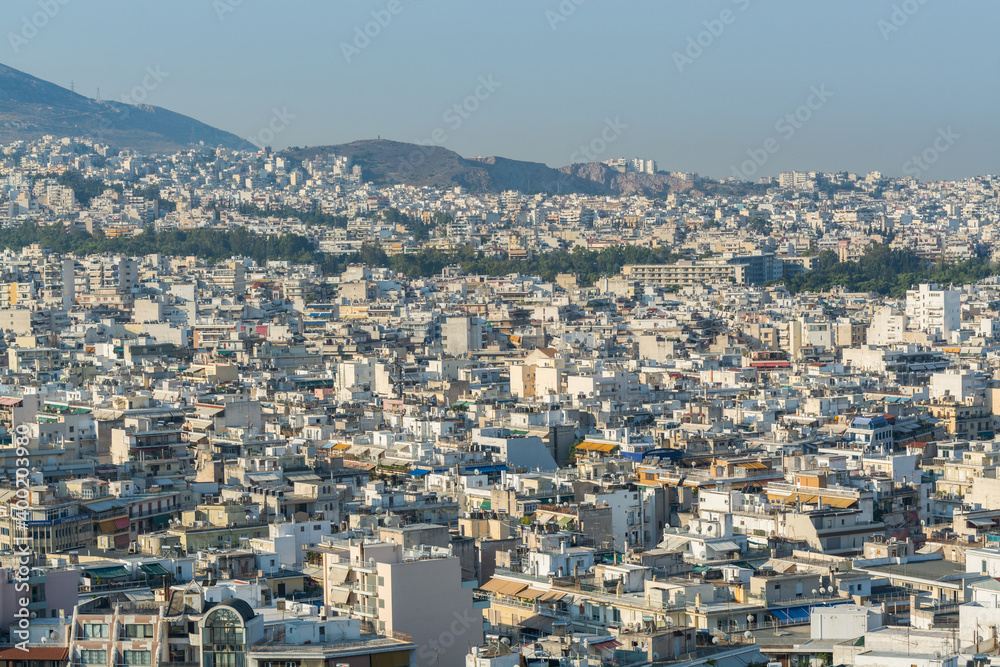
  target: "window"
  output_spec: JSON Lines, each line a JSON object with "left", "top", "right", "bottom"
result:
{"left": 83, "top": 623, "right": 109, "bottom": 638}
{"left": 80, "top": 650, "right": 106, "bottom": 665}
{"left": 204, "top": 608, "right": 244, "bottom": 646}
{"left": 123, "top": 651, "right": 151, "bottom": 666}
{"left": 124, "top": 624, "right": 154, "bottom": 639}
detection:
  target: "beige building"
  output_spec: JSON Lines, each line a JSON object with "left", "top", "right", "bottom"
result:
{"left": 510, "top": 348, "right": 566, "bottom": 399}
{"left": 320, "top": 539, "right": 480, "bottom": 667}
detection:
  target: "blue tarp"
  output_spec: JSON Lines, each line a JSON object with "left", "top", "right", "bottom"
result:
{"left": 770, "top": 608, "right": 793, "bottom": 623}
{"left": 461, "top": 465, "right": 508, "bottom": 475}
{"left": 785, "top": 606, "right": 811, "bottom": 622}
{"left": 409, "top": 469, "right": 431, "bottom": 477}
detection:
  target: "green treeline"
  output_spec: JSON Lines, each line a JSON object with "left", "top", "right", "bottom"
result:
{"left": 0, "top": 223, "right": 326, "bottom": 268}
{"left": 3, "top": 223, "right": 994, "bottom": 294}
{"left": 784, "top": 245, "right": 995, "bottom": 297}
{"left": 237, "top": 203, "right": 348, "bottom": 227}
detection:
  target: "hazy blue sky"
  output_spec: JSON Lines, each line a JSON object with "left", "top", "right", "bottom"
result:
{"left": 2, "top": 0, "right": 996, "bottom": 180}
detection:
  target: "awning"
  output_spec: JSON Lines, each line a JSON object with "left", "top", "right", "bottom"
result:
{"left": 151, "top": 514, "right": 171, "bottom": 529}
{"left": 139, "top": 563, "right": 170, "bottom": 578}
{"left": 969, "top": 518, "right": 995, "bottom": 528}
{"left": 517, "top": 588, "right": 545, "bottom": 600}
{"left": 409, "top": 469, "right": 431, "bottom": 478}
{"left": 539, "top": 590, "right": 567, "bottom": 602}
{"left": 784, "top": 494, "right": 818, "bottom": 505}
{"left": 590, "top": 640, "right": 622, "bottom": 651}
{"left": 98, "top": 519, "right": 117, "bottom": 533}
{"left": 518, "top": 615, "right": 554, "bottom": 631}
{"left": 114, "top": 517, "right": 131, "bottom": 530}
{"left": 113, "top": 535, "right": 130, "bottom": 549}
{"left": 771, "top": 606, "right": 812, "bottom": 623}
{"left": 86, "top": 566, "right": 129, "bottom": 580}
{"left": 710, "top": 541, "right": 741, "bottom": 553}
{"left": 738, "top": 461, "right": 767, "bottom": 469}
{"left": 327, "top": 567, "right": 350, "bottom": 585}
{"left": 328, "top": 587, "right": 351, "bottom": 604}
{"left": 821, "top": 497, "right": 857, "bottom": 509}
{"left": 496, "top": 581, "right": 528, "bottom": 597}
{"left": 576, "top": 442, "right": 618, "bottom": 453}
{"left": 0, "top": 648, "right": 67, "bottom": 661}
{"left": 479, "top": 501, "right": 491, "bottom": 510}
{"left": 770, "top": 608, "right": 792, "bottom": 623}
{"left": 784, "top": 606, "right": 812, "bottom": 623}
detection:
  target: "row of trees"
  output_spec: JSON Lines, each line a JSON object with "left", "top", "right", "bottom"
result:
{"left": 783, "top": 245, "right": 995, "bottom": 297}
{"left": 0, "top": 223, "right": 339, "bottom": 271}
{"left": 237, "top": 202, "right": 349, "bottom": 228}
{"left": 6, "top": 224, "right": 995, "bottom": 296}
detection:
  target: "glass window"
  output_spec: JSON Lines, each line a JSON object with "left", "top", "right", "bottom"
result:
{"left": 204, "top": 608, "right": 244, "bottom": 646}
{"left": 83, "top": 623, "right": 109, "bottom": 638}
{"left": 124, "top": 624, "right": 154, "bottom": 639}
{"left": 123, "top": 651, "right": 151, "bottom": 666}
{"left": 80, "top": 650, "right": 106, "bottom": 665}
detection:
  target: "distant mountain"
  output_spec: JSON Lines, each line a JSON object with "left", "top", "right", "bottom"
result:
{"left": 284, "top": 140, "right": 694, "bottom": 197}
{"left": 0, "top": 63, "right": 254, "bottom": 152}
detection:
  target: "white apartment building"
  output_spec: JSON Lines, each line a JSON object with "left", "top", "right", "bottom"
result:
{"left": 906, "top": 283, "right": 960, "bottom": 337}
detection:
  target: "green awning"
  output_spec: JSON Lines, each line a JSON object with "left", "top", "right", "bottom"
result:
{"left": 151, "top": 514, "right": 172, "bottom": 529}
{"left": 86, "top": 566, "right": 129, "bottom": 580}
{"left": 557, "top": 517, "right": 573, "bottom": 527}
{"left": 479, "top": 501, "right": 491, "bottom": 510}
{"left": 139, "top": 563, "right": 171, "bottom": 578}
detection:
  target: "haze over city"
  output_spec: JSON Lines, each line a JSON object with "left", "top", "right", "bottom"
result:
{"left": 2, "top": 0, "right": 996, "bottom": 179}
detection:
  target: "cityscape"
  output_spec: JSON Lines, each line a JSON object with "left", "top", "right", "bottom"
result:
{"left": 1, "top": 4, "right": 1000, "bottom": 667}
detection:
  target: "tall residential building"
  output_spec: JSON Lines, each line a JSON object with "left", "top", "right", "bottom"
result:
{"left": 906, "top": 283, "right": 960, "bottom": 337}
{"left": 442, "top": 315, "right": 486, "bottom": 357}
{"left": 321, "top": 539, "right": 481, "bottom": 667}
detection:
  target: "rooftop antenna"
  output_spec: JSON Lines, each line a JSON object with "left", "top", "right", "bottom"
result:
{"left": 96, "top": 87, "right": 101, "bottom": 101}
